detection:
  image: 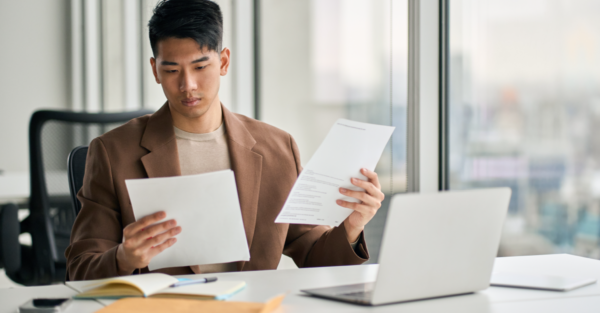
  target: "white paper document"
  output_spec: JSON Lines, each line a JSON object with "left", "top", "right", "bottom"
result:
{"left": 275, "top": 119, "right": 395, "bottom": 226}
{"left": 125, "top": 170, "right": 250, "bottom": 271}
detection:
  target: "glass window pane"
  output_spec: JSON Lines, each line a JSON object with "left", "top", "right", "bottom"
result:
{"left": 259, "top": 0, "right": 408, "bottom": 262}
{"left": 450, "top": 0, "right": 600, "bottom": 257}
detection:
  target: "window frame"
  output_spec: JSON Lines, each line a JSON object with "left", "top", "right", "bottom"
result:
{"left": 406, "top": 0, "right": 445, "bottom": 193}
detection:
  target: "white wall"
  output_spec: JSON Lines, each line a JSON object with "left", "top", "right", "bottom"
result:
{"left": 0, "top": 0, "right": 71, "bottom": 173}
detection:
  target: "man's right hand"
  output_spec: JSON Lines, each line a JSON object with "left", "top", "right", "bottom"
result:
{"left": 116, "top": 211, "right": 181, "bottom": 274}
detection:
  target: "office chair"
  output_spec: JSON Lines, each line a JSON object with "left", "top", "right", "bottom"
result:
{"left": 67, "top": 146, "right": 88, "bottom": 217}
{"left": 0, "top": 203, "right": 26, "bottom": 281}
{"left": 2, "top": 109, "right": 152, "bottom": 286}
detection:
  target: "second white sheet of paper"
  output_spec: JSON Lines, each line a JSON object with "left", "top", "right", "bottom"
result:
{"left": 275, "top": 119, "right": 395, "bottom": 226}
{"left": 125, "top": 170, "right": 250, "bottom": 271}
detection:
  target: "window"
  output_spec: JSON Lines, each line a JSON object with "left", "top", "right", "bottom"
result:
{"left": 449, "top": 0, "right": 600, "bottom": 257}
{"left": 259, "top": 0, "right": 408, "bottom": 262}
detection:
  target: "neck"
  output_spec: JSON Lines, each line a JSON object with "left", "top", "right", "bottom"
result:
{"left": 171, "top": 97, "right": 223, "bottom": 134}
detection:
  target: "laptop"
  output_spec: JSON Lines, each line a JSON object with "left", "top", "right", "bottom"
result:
{"left": 302, "top": 188, "right": 511, "bottom": 306}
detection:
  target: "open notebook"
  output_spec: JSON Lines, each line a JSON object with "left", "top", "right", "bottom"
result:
{"left": 68, "top": 273, "right": 246, "bottom": 300}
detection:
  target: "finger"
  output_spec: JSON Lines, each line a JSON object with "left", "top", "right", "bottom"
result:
{"left": 350, "top": 178, "right": 385, "bottom": 201}
{"left": 350, "top": 178, "right": 379, "bottom": 195}
{"left": 339, "top": 188, "right": 378, "bottom": 207}
{"left": 361, "top": 168, "right": 381, "bottom": 189}
{"left": 336, "top": 200, "right": 376, "bottom": 217}
{"left": 133, "top": 219, "right": 178, "bottom": 245}
{"left": 140, "top": 226, "right": 182, "bottom": 250}
{"left": 124, "top": 211, "right": 166, "bottom": 238}
{"left": 148, "top": 237, "right": 177, "bottom": 258}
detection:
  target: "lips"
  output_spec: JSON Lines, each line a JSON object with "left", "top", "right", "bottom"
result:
{"left": 181, "top": 97, "right": 201, "bottom": 107}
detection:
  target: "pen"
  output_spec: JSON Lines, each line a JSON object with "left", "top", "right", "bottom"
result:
{"left": 170, "top": 277, "right": 218, "bottom": 287}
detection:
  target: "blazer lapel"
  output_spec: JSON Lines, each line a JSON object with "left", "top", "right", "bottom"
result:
{"left": 222, "top": 105, "right": 263, "bottom": 271}
{"left": 140, "top": 103, "right": 181, "bottom": 178}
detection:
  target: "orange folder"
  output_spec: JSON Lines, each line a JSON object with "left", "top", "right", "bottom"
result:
{"left": 96, "top": 294, "right": 285, "bottom": 313}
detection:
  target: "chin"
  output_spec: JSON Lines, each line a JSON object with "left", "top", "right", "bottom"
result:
{"left": 179, "top": 103, "right": 211, "bottom": 119}
{"left": 184, "top": 107, "right": 209, "bottom": 119}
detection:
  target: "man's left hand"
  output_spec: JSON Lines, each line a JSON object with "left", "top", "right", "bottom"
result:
{"left": 336, "top": 168, "right": 385, "bottom": 243}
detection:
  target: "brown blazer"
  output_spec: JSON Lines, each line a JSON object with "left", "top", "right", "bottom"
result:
{"left": 65, "top": 103, "right": 369, "bottom": 280}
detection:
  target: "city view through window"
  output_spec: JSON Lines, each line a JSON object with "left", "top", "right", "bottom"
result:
{"left": 450, "top": 0, "right": 600, "bottom": 257}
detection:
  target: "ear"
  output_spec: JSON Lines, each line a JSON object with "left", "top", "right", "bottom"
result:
{"left": 219, "top": 48, "right": 231, "bottom": 76}
{"left": 150, "top": 57, "right": 160, "bottom": 84}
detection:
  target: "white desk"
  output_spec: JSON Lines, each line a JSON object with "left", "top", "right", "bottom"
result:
{"left": 0, "top": 171, "right": 71, "bottom": 205}
{"left": 1, "top": 254, "right": 599, "bottom": 313}
{"left": 0, "top": 172, "right": 29, "bottom": 204}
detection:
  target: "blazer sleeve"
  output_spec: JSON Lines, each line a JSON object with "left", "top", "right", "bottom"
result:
{"left": 283, "top": 135, "right": 369, "bottom": 267}
{"left": 65, "top": 138, "right": 131, "bottom": 280}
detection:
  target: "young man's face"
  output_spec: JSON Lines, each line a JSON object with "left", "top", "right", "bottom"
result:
{"left": 151, "top": 37, "right": 230, "bottom": 121}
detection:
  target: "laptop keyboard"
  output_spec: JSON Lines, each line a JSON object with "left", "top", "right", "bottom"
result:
{"left": 340, "top": 290, "right": 373, "bottom": 299}
{"left": 302, "top": 282, "right": 375, "bottom": 304}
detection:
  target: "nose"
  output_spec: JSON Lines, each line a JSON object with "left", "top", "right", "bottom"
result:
{"left": 179, "top": 70, "right": 197, "bottom": 93}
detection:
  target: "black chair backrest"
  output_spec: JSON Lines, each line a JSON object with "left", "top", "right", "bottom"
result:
{"left": 67, "top": 146, "right": 88, "bottom": 217}
{"left": 23, "top": 109, "right": 152, "bottom": 285}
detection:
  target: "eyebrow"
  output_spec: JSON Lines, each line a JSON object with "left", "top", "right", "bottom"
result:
{"left": 161, "top": 56, "right": 210, "bottom": 66}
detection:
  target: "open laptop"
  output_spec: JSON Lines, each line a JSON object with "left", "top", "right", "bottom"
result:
{"left": 302, "top": 188, "right": 511, "bottom": 306}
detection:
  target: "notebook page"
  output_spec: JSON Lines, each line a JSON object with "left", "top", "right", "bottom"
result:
{"left": 71, "top": 273, "right": 178, "bottom": 297}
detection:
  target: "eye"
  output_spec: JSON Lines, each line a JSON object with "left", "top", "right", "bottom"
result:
{"left": 196, "top": 66, "right": 206, "bottom": 70}
{"left": 165, "top": 69, "right": 178, "bottom": 73}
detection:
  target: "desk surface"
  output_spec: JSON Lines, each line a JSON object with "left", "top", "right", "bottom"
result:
{"left": 0, "top": 172, "right": 29, "bottom": 204}
{"left": 0, "top": 171, "right": 71, "bottom": 205}
{"left": 1, "top": 254, "right": 600, "bottom": 313}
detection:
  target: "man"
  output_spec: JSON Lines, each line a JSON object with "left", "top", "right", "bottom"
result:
{"left": 65, "top": 0, "right": 385, "bottom": 280}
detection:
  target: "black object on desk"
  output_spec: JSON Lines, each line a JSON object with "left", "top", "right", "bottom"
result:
{"left": 19, "top": 298, "right": 72, "bottom": 313}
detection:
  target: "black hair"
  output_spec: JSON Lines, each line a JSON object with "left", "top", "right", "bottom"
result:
{"left": 148, "top": 0, "right": 223, "bottom": 57}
